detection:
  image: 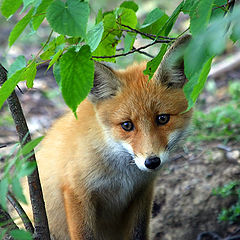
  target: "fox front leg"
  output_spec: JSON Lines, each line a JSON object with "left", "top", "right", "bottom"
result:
{"left": 131, "top": 186, "right": 154, "bottom": 240}
{"left": 62, "top": 185, "right": 95, "bottom": 240}
{"left": 132, "top": 215, "right": 149, "bottom": 240}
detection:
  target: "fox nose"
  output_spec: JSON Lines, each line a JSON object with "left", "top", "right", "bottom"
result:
{"left": 144, "top": 156, "right": 161, "bottom": 169}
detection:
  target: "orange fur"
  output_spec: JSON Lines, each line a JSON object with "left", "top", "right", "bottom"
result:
{"left": 22, "top": 35, "right": 192, "bottom": 240}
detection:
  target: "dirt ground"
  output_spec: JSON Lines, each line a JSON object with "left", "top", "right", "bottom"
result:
{"left": 1, "top": 56, "right": 240, "bottom": 240}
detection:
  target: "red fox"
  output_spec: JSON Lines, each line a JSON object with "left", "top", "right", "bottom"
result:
{"left": 24, "top": 35, "right": 192, "bottom": 240}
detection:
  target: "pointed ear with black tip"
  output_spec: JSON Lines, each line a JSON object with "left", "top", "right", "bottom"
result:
{"left": 88, "top": 62, "right": 121, "bottom": 103}
{"left": 156, "top": 34, "right": 191, "bottom": 88}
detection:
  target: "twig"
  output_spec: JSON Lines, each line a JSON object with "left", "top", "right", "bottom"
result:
{"left": 16, "top": 85, "right": 24, "bottom": 94}
{"left": 7, "top": 192, "right": 34, "bottom": 234}
{"left": 118, "top": 22, "right": 176, "bottom": 41}
{"left": 132, "top": 47, "right": 154, "bottom": 58}
{"left": 213, "top": 0, "right": 235, "bottom": 10}
{"left": 92, "top": 41, "right": 165, "bottom": 59}
{"left": 0, "top": 144, "right": 7, "bottom": 148}
{"left": 0, "top": 64, "right": 51, "bottom": 240}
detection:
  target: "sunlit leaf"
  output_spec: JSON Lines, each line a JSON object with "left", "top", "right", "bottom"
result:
{"left": 10, "top": 230, "right": 32, "bottom": 240}
{"left": 60, "top": 46, "right": 94, "bottom": 114}
{"left": 0, "top": 69, "right": 25, "bottom": 109}
{"left": 12, "top": 177, "right": 27, "bottom": 204}
{"left": 0, "top": 178, "right": 8, "bottom": 210}
{"left": 190, "top": 0, "right": 214, "bottom": 35}
{"left": 86, "top": 21, "right": 104, "bottom": 52}
{"left": 120, "top": 1, "right": 138, "bottom": 12}
{"left": 24, "top": 62, "right": 37, "bottom": 88}
{"left": 1, "top": 0, "right": 23, "bottom": 18}
{"left": 46, "top": 0, "right": 89, "bottom": 37}
{"left": 184, "top": 57, "right": 213, "bottom": 110}
{"left": 8, "top": 56, "right": 26, "bottom": 78}
{"left": 143, "top": 44, "right": 168, "bottom": 79}
{"left": 140, "top": 8, "right": 168, "bottom": 35}
{"left": 21, "top": 136, "right": 44, "bottom": 156}
{"left": 32, "top": 0, "right": 54, "bottom": 30}
{"left": 8, "top": 8, "right": 34, "bottom": 46}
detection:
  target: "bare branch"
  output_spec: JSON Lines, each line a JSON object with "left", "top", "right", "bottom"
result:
{"left": 16, "top": 85, "right": 24, "bottom": 94}
{"left": 92, "top": 41, "right": 165, "bottom": 59}
{"left": 118, "top": 22, "right": 176, "bottom": 41}
{"left": 0, "top": 64, "right": 51, "bottom": 240}
{"left": 7, "top": 192, "right": 34, "bottom": 234}
{"left": 132, "top": 47, "right": 154, "bottom": 58}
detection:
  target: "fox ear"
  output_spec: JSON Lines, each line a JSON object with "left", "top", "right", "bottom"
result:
{"left": 88, "top": 62, "right": 121, "bottom": 103}
{"left": 156, "top": 34, "right": 191, "bottom": 88}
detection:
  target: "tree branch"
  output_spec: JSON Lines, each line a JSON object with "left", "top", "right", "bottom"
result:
{"left": 118, "top": 22, "right": 176, "bottom": 41}
{"left": 0, "top": 64, "right": 51, "bottom": 240}
{"left": 7, "top": 192, "right": 34, "bottom": 234}
{"left": 92, "top": 41, "right": 164, "bottom": 59}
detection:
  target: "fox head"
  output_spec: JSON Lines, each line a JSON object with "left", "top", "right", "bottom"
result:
{"left": 88, "top": 35, "right": 192, "bottom": 172}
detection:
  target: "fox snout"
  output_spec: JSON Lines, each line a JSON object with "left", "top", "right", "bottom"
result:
{"left": 144, "top": 156, "right": 161, "bottom": 170}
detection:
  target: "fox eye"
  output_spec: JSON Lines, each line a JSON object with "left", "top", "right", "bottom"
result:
{"left": 121, "top": 121, "right": 134, "bottom": 131}
{"left": 156, "top": 114, "right": 170, "bottom": 125}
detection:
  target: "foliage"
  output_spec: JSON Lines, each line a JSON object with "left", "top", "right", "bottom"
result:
{"left": 189, "top": 81, "right": 240, "bottom": 143}
{"left": 0, "top": 136, "right": 42, "bottom": 208}
{"left": 0, "top": 0, "right": 239, "bottom": 115}
{"left": 213, "top": 181, "right": 240, "bottom": 224}
{"left": 0, "top": 137, "right": 43, "bottom": 239}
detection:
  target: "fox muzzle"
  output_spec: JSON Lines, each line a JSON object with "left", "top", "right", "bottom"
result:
{"left": 144, "top": 156, "right": 161, "bottom": 170}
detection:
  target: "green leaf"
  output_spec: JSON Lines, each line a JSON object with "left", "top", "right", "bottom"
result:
{"left": 24, "top": 62, "right": 37, "bottom": 88}
{"left": 21, "top": 136, "right": 44, "bottom": 156}
{"left": 8, "top": 56, "right": 26, "bottom": 78}
{"left": 60, "top": 46, "right": 94, "bottom": 114}
{"left": 120, "top": 1, "right": 138, "bottom": 12}
{"left": 47, "top": 49, "right": 63, "bottom": 71}
{"left": 95, "top": 8, "right": 103, "bottom": 24}
{"left": 86, "top": 21, "right": 104, "bottom": 52}
{"left": 18, "top": 161, "right": 36, "bottom": 177}
{"left": 211, "top": 0, "right": 227, "bottom": 20}
{"left": 0, "top": 229, "right": 7, "bottom": 239}
{"left": 22, "top": 0, "right": 35, "bottom": 12}
{"left": 8, "top": 8, "right": 34, "bottom": 46}
{"left": 117, "top": 7, "right": 137, "bottom": 29}
{"left": 182, "top": 0, "right": 198, "bottom": 14}
{"left": 124, "top": 32, "right": 136, "bottom": 53}
{"left": 10, "top": 230, "right": 32, "bottom": 240}
{"left": 93, "top": 13, "right": 121, "bottom": 62}
{"left": 32, "top": 0, "right": 54, "bottom": 30}
{"left": 231, "top": 21, "right": 240, "bottom": 43}
{"left": 12, "top": 177, "right": 27, "bottom": 204}
{"left": 140, "top": 8, "right": 168, "bottom": 35}
{"left": 0, "top": 178, "right": 8, "bottom": 210}
{"left": 190, "top": 0, "right": 214, "bottom": 35}
{"left": 46, "top": 0, "right": 90, "bottom": 37}
{"left": 157, "top": 1, "right": 184, "bottom": 36}
{"left": 53, "top": 61, "right": 61, "bottom": 87}
{"left": 40, "top": 35, "right": 65, "bottom": 60}
{"left": 184, "top": 57, "right": 213, "bottom": 110}
{"left": 0, "top": 69, "right": 25, "bottom": 109}
{"left": 1, "top": 0, "right": 23, "bottom": 18}
{"left": 143, "top": 44, "right": 168, "bottom": 79}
